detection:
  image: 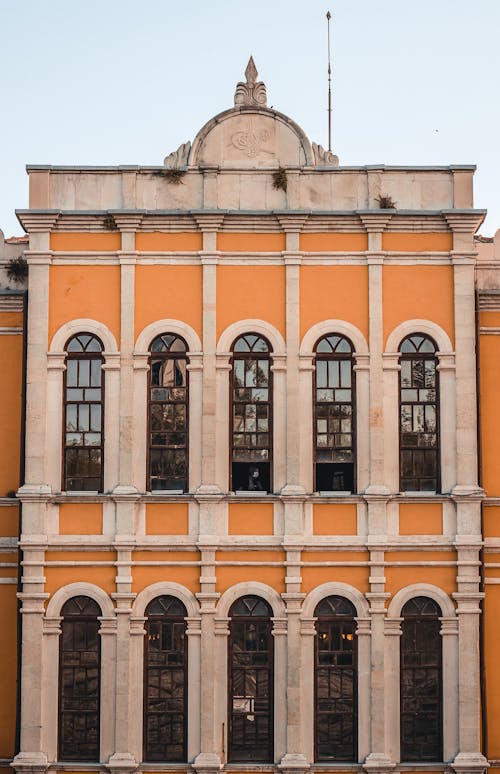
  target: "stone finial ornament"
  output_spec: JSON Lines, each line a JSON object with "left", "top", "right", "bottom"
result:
{"left": 234, "top": 57, "right": 267, "bottom": 107}
{"left": 164, "top": 141, "right": 191, "bottom": 169}
{"left": 312, "top": 142, "right": 339, "bottom": 167}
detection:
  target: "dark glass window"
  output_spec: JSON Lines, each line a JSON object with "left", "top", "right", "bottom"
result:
{"left": 144, "top": 595, "right": 187, "bottom": 762}
{"left": 228, "top": 595, "right": 273, "bottom": 762}
{"left": 231, "top": 334, "right": 272, "bottom": 492}
{"left": 64, "top": 334, "right": 104, "bottom": 492}
{"left": 399, "top": 335, "right": 439, "bottom": 492}
{"left": 59, "top": 596, "right": 101, "bottom": 761}
{"left": 314, "top": 335, "right": 355, "bottom": 492}
{"left": 148, "top": 334, "right": 188, "bottom": 491}
{"left": 400, "top": 596, "right": 442, "bottom": 761}
{"left": 314, "top": 596, "right": 357, "bottom": 761}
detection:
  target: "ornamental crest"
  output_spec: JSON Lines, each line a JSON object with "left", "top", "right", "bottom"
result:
{"left": 234, "top": 56, "right": 267, "bottom": 107}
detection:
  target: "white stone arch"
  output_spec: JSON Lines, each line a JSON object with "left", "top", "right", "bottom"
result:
{"left": 385, "top": 318, "right": 453, "bottom": 355}
{"left": 386, "top": 583, "right": 458, "bottom": 763}
{"left": 216, "top": 581, "right": 286, "bottom": 618}
{"left": 49, "top": 318, "right": 118, "bottom": 353}
{"left": 300, "top": 320, "right": 369, "bottom": 356}
{"left": 132, "top": 581, "right": 200, "bottom": 618}
{"left": 302, "top": 581, "right": 369, "bottom": 618}
{"left": 216, "top": 319, "right": 286, "bottom": 355}
{"left": 387, "top": 582, "right": 455, "bottom": 619}
{"left": 134, "top": 319, "right": 202, "bottom": 354}
{"left": 45, "top": 581, "right": 115, "bottom": 618}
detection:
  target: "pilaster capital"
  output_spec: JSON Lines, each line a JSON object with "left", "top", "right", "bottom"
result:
{"left": 300, "top": 616, "right": 317, "bottom": 636}
{"left": 282, "top": 592, "right": 306, "bottom": 614}
{"left": 196, "top": 591, "right": 220, "bottom": 612}
{"left": 354, "top": 353, "right": 371, "bottom": 370}
{"left": 132, "top": 353, "right": 149, "bottom": 371}
{"left": 451, "top": 486, "right": 485, "bottom": 502}
{"left": 118, "top": 252, "right": 138, "bottom": 265}
{"left": 384, "top": 617, "right": 402, "bottom": 636}
{"left": 270, "top": 353, "right": 287, "bottom": 371}
{"left": 382, "top": 352, "right": 400, "bottom": 371}
{"left": 439, "top": 616, "right": 459, "bottom": 635}
{"left": 46, "top": 352, "right": 66, "bottom": 371}
{"left": 214, "top": 617, "right": 230, "bottom": 636}
{"left": 18, "top": 591, "right": 50, "bottom": 613}
{"left": 358, "top": 212, "right": 393, "bottom": 232}
{"left": 437, "top": 352, "right": 456, "bottom": 371}
{"left": 187, "top": 352, "right": 204, "bottom": 370}
{"left": 43, "top": 616, "right": 62, "bottom": 636}
{"left": 25, "top": 251, "right": 53, "bottom": 265}
{"left": 17, "top": 484, "right": 52, "bottom": 502}
{"left": 298, "top": 353, "right": 314, "bottom": 371}
{"left": 272, "top": 616, "right": 288, "bottom": 636}
{"left": 452, "top": 591, "right": 484, "bottom": 613}
{"left": 110, "top": 212, "right": 144, "bottom": 232}
{"left": 103, "top": 353, "right": 121, "bottom": 370}
{"left": 186, "top": 616, "right": 202, "bottom": 635}
{"left": 193, "top": 213, "right": 225, "bottom": 232}
{"left": 356, "top": 616, "right": 372, "bottom": 636}
{"left": 366, "top": 591, "right": 391, "bottom": 614}
{"left": 283, "top": 252, "right": 303, "bottom": 266}
{"left": 129, "top": 616, "right": 146, "bottom": 636}
{"left": 276, "top": 214, "right": 309, "bottom": 232}
{"left": 99, "top": 616, "right": 119, "bottom": 635}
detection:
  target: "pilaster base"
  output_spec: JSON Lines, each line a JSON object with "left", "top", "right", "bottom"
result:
{"left": 362, "top": 753, "right": 396, "bottom": 774}
{"left": 11, "top": 752, "right": 48, "bottom": 774}
{"left": 452, "top": 752, "right": 489, "bottom": 774}
{"left": 106, "top": 752, "right": 139, "bottom": 774}
{"left": 192, "top": 752, "right": 223, "bottom": 774}
{"left": 278, "top": 752, "right": 310, "bottom": 774}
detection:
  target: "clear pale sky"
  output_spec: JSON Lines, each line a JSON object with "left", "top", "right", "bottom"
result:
{"left": 1, "top": 0, "right": 499, "bottom": 237}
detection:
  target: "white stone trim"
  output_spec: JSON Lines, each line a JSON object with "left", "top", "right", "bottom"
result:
{"left": 216, "top": 580, "right": 287, "bottom": 617}
{"left": 216, "top": 318, "right": 286, "bottom": 355}
{"left": 385, "top": 318, "right": 453, "bottom": 354}
{"left": 299, "top": 319, "right": 369, "bottom": 356}
{"left": 387, "top": 582, "right": 456, "bottom": 618}
{"left": 134, "top": 318, "right": 202, "bottom": 353}
{"left": 45, "top": 581, "right": 116, "bottom": 617}
{"left": 49, "top": 318, "right": 119, "bottom": 353}
{"left": 131, "top": 581, "right": 200, "bottom": 617}
{"left": 301, "top": 581, "right": 370, "bottom": 617}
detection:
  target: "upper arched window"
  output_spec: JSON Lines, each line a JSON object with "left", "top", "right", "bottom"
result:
{"left": 59, "top": 595, "right": 102, "bottom": 761}
{"left": 314, "top": 335, "right": 355, "bottom": 492}
{"left": 228, "top": 595, "right": 274, "bottom": 762}
{"left": 400, "top": 596, "right": 442, "bottom": 761}
{"left": 314, "top": 595, "right": 357, "bottom": 761}
{"left": 148, "top": 334, "right": 188, "bottom": 492}
{"left": 64, "top": 334, "right": 104, "bottom": 492}
{"left": 399, "top": 334, "right": 439, "bottom": 492}
{"left": 144, "top": 595, "right": 188, "bottom": 762}
{"left": 231, "top": 334, "right": 272, "bottom": 493}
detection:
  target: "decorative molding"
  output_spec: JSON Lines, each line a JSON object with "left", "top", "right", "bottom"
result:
{"left": 163, "top": 141, "right": 191, "bottom": 169}
{"left": 234, "top": 56, "right": 267, "bottom": 107}
{"left": 312, "top": 141, "right": 339, "bottom": 167}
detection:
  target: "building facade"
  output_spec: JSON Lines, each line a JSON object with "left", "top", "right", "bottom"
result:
{"left": 2, "top": 59, "right": 500, "bottom": 774}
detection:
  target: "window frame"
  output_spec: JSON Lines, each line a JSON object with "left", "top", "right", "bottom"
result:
{"left": 62, "top": 333, "right": 105, "bottom": 493}
{"left": 398, "top": 334, "right": 440, "bottom": 493}
{"left": 230, "top": 334, "right": 273, "bottom": 493}
{"left": 147, "top": 334, "right": 189, "bottom": 493}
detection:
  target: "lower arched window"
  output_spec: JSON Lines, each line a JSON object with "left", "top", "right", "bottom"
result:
{"left": 144, "top": 595, "right": 187, "bottom": 762}
{"left": 315, "top": 596, "right": 357, "bottom": 761}
{"left": 59, "top": 596, "right": 102, "bottom": 761}
{"left": 400, "top": 596, "right": 442, "bottom": 761}
{"left": 228, "top": 595, "right": 273, "bottom": 762}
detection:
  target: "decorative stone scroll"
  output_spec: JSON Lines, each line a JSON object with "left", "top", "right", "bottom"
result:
{"left": 312, "top": 141, "right": 339, "bottom": 166}
{"left": 163, "top": 141, "right": 191, "bottom": 168}
{"left": 234, "top": 56, "right": 267, "bottom": 107}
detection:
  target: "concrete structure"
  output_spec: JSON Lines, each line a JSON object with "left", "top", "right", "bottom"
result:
{"left": 1, "top": 58, "right": 500, "bottom": 774}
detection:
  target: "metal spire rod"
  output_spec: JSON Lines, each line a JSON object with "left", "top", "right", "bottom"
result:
{"left": 326, "top": 11, "right": 332, "bottom": 153}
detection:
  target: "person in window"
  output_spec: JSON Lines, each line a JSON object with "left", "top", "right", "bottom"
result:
{"left": 244, "top": 465, "right": 263, "bottom": 491}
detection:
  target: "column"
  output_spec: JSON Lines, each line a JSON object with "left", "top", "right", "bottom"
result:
{"left": 357, "top": 616, "right": 372, "bottom": 762}
{"left": 440, "top": 616, "right": 459, "bottom": 761}
{"left": 298, "top": 616, "right": 316, "bottom": 763}
{"left": 41, "top": 616, "right": 61, "bottom": 762}
{"left": 355, "top": 353, "right": 371, "bottom": 492}
{"left": 381, "top": 353, "right": 400, "bottom": 493}
{"left": 383, "top": 617, "right": 402, "bottom": 762}
{"left": 186, "top": 617, "right": 202, "bottom": 761}
{"left": 127, "top": 616, "right": 146, "bottom": 764}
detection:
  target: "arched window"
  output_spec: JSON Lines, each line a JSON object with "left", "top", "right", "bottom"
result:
{"left": 148, "top": 334, "right": 188, "bottom": 492}
{"left": 400, "top": 596, "right": 442, "bottom": 761}
{"left": 231, "top": 334, "right": 272, "bottom": 492}
{"left": 59, "top": 596, "right": 102, "bottom": 761}
{"left": 314, "top": 335, "right": 355, "bottom": 492}
{"left": 399, "top": 334, "right": 439, "bottom": 492}
{"left": 144, "top": 595, "right": 187, "bottom": 762}
{"left": 314, "top": 596, "right": 357, "bottom": 761}
{"left": 64, "top": 334, "right": 104, "bottom": 492}
{"left": 228, "top": 595, "right": 273, "bottom": 762}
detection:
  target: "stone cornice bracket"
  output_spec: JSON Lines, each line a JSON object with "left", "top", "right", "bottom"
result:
{"left": 16, "top": 210, "right": 60, "bottom": 233}
{"left": 358, "top": 212, "right": 393, "bottom": 232}
{"left": 193, "top": 213, "right": 225, "bottom": 232}
{"left": 442, "top": 211, "right": 487, "bottom": 234}
{"left": 276, "top": 214, "right": 309, "bottom": 232}
{"left": 110, "top": 213, "right": 144, "bottom": 232}
{"left": 234, "top": 56, "right": 267, "bottom": 107}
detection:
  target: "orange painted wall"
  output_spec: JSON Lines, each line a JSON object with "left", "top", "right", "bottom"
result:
{"left": 0, "top": 506, "right": 18, "bottom": 538}
{"left": 216, "top": 266, "right": 285, "bottom": 339}
{"left": 483, "top": 506, "right": 500, "bottom": 538}
{"left": 382, "top": 233, "right": 452, "bottom": 252}
{"left": 50, "top": 232, "right": 121, "bottom": 251}
{"left": 382, "top": 266, "right": 454, "bottom": 347}
{"left": 0, "top": 586, "right": 17, "bottom": 756}
{"left": 0, "top": 311, "right": 23, "bottom": 328}
{"left": 134, "top": 265, "right": 202, "bottom": 342}
{"left": 0, "top": 335, "right": 22, "bottom": 495}
{"left": 480, "top": 334, "right": 500, "bottom": 495}
{"left": 301, "top": 551, "right": 369, "bottom": 593}
{"left": 45, "top": 551, "right": 116, "bottom": 596}
{"left": 217, "top": 233, "right": 285, "bottom": 252}
{"left": 132, "top": 550, "right": 199, "bottom": 594}
{"left": 480, "top": 310, "right": 500, "bottom": 328}
{"left": 300, "top": 233, "right": 368, "bottom": 252}
{"left": 399, "top": 503, "right": 443, "bottom": 535}
{"left": 49, "top": 266, "right": 120, "bottom": 345}
{"left": 145, "top": 503, "right": 189, "bottom": 535}
{"left": 136, "top": 232, "right": 202, "bottom": 251}
{"left": 300, "top": 266, "right": 369, "bottom": 341}
{"left": 384, "top": 551, "right": 455, "bottom": 596}
{"left": 484, "top": 587, "right": 500, "bottom": 758}
{"left": 228, "top": 503, "right": 274, "bottom": 535}
{"left": 59, "top": 503, "right": 103, "bottom": 535}
{"left": 215, "top": 550, "right": 285, "bottom": 593}
{"left": 313, "top": 504, "right": 357, "bottom": 535}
